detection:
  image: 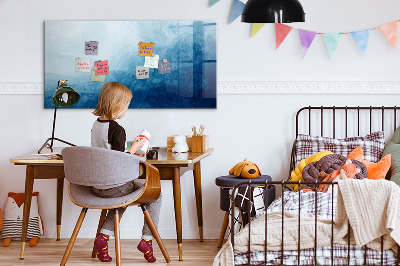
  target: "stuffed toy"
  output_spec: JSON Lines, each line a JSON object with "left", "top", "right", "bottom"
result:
{"left": 1, "top": 192, "right": 44, "bottom": 247}
{"left": 348, "top": 146, "right": 391, "bottom": 180}
{"left": 289, "top": 150, "right": 333, "bottom": 191}
{"left": 229, "top": 159, "right": 261, "bottom": 179}
{"left": 172, "top": 135, "right": 189, "bottom": 153}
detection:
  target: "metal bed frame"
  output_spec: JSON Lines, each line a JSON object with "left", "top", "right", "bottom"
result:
{"left": 230, "top": 106, "right": 400, "bottom": 266}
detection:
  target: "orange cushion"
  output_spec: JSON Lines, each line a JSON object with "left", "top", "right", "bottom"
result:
{"left": 347, "top": 146, "right": 391, "bottom": 180}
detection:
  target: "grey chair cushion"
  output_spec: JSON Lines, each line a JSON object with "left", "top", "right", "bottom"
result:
{"left": 69, "top": 180, "right": 145, "bottom": 208}
{"left": 62, "top": 146, "right": 145, "bottom": 188}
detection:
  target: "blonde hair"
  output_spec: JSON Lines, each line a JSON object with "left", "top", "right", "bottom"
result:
{"left": 93, "top": 82, "right": 133, "bottom": 120}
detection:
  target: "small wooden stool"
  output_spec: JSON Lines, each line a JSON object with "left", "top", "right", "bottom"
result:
{"left": 215, "top": 175, "right": 275, "bottom": 248}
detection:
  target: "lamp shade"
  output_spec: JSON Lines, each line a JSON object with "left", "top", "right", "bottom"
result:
{"left": 52, "top": 80, "right": 80, "bottom": 107}
{"left": 241, "top": 0, "right": 305, "bottom": 23}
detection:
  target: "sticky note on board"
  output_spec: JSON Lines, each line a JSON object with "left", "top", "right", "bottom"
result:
{"left": 91, "top": 68, "right": 105, "bottom": 82}
{"left": 85, "top": 41, "right": 99, "bottom": 55}
{"left": 136, "top": 66, "right": 150, "bottom": 79}
{"left": 75, "top": 58, "right": 91, "bottom": 72}
{"left": 138, "top": 42, "right": 154, "bottom": 57}
{"left": 94, "top": 60, "right": 109, "bottom": 75}
{"left": 158, "top": 60, "right": 171, "bottom": 74}
{"left": 144, "top": 54, "right": 159, "bottom": 69}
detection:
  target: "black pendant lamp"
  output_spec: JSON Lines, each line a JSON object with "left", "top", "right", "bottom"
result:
{"left": 242, "top": 0, "right": 305, "bottom": 23}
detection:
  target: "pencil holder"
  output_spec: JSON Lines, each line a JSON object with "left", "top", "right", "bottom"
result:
{"left": 191, "top": 135, "right": 209, "bottom": 153}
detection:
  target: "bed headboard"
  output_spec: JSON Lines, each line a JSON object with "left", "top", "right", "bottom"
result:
{"left": 290, "top": 106, "right": 400, "bottom": 179}
{"left": 295, "top": 106, "right": 400, "bottom": 138}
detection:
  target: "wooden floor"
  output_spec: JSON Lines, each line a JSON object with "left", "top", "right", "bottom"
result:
{"left": 0, "top": 239, "right": 221, "bottom": 265}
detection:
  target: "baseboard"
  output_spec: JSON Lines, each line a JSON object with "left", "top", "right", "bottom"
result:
{"left": 1, "top": 81, "right": 400, "bottom": 95}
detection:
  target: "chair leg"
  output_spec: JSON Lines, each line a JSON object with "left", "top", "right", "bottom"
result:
{"left": 114, "top": 209, "right": 121, "bottom": 266}
{"left": 141, "top": 205, "right": 171, "bottom": 263}
{"left": 60, "top": 208, "right": 88, "bottom": 266}
{"left": 91, "top": 209, "right": 108, "bottom": 258}
{"left": 217, "top": 211, "right": 230, "bottom": 248}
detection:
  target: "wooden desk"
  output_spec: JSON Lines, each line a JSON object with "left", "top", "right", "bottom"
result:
{"left": 146, "top": 148, "right": 213, "bottom": 260}
{"left": 9, "top": 148, "right": 64, "bottom": 260}
{"left": 10, "top": 147, "right": 213, "bottom": 261}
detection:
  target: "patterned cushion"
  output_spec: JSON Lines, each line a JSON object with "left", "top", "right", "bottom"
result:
{"left": 295, "top": 131, "right": 385, "bottom": 166}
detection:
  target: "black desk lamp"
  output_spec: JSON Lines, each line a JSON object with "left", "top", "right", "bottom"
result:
{"left": 241, "top": 0, "right": 305, "bottom": 23}
{"left": 38, "top": 80, "right": 80, "bottom": 154}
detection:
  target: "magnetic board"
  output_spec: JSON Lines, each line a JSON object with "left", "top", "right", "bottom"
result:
{"left": 44, "top": 21, "right": 217, "bottom": 109}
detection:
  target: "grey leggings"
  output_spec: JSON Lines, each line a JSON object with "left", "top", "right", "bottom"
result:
{"left": 92, "top": 179, "right": 162, "bottom": 240}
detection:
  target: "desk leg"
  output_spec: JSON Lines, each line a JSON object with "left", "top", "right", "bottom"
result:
{"left": 20, "top": 165, "right": 35, "bottom": 259}
{"left": 56, "top": 178, "right": 64, "bottom": 241}
{"left": 172, "top": 167, "right": 183, "bottom": 261}
{"left": 193, "top": 161, "right": 203, "bottom": 242}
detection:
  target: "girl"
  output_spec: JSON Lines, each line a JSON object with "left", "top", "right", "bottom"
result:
{"left": 91, "top": 82, "right": 161, "bottom": 263}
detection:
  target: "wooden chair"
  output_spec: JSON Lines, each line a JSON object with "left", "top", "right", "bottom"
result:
{"left": 60, "top": 146, "right": 171, "bottom": 265}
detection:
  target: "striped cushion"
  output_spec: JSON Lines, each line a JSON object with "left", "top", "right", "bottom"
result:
{"left": 295, "top": 131, "right": 385, "bottom": 167}
{"left": 1, "top": 217, "right": 41, "bottom": 240}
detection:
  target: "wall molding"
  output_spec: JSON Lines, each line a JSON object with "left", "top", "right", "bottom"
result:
{"left": 1, "top": 81, "right": 400, "bottom": 95}
{"left": 0, "top": 83, "right": 43, "bottom": 94}
{"left": 217, "top": 81, "right": 400, "bottom": 94}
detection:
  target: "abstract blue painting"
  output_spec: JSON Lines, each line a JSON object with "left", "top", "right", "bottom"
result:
{"left": 44, "top": 21, "right": 217, "bottom": 109}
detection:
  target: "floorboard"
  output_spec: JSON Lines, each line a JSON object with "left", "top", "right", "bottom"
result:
{"left": 0, "top": 239, "right": 222, "bottom": 265}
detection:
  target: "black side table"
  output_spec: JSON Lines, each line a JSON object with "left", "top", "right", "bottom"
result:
{"left": 215, "top": 175, "right": 275, "bottom": 248}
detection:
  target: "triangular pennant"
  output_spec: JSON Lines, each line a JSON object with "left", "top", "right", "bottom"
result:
{"left": 275, "top": 23, "right": 293, "bottom": 49}
{"left": 209, "top": 0, "right": 220, "bottom": 7}
{"left": 251, "top": 23, "right": 266, "bottom": 38}
{"left": 351, "top": 29, "right": 370, "bottom": 55}
{"left": 229, "top": 0, "right": 245, "bottom": 24}
{"left": 298, "top": 29, "right": 317, "bottom": 58}
{"left": 323, "top": 33, "right": 341, "bottom": 58}
{"left": 378, "top": 21, "right": 398, "bottom": 50}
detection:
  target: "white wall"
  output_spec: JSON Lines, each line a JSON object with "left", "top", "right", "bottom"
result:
{"left": 1, "top": 0, "right": 400, "bottom": 240}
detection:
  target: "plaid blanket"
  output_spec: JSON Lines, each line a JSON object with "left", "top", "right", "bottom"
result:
{"left": 266, "top": 190, "right": 336, "bottom": 220}
{"left": 235, "top": 244, "right": 397, "bottom": 265}
{"left": 234, "top": 191, "right": 397, "bottom": 265}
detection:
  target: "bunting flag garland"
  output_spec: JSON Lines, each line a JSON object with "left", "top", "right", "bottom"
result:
{"left": 251, "top": 23, "right": 266, "bottom": 38}
{"left": 298, "top": 29, "right": 317, "bottom": 58}
{"left": 351, "top": 29, "right": 370, "bottom": 55}
{"left": 209, "top": 0, "right": 220, "bottom": 8}
{"left": 275, "top": 23, "right": 293, "bottom": 49}
{"left": 378, "top": 21, "right": 398, "bottom": 50}
{"left": 208, "top": 2, "right": 400, "bottom": 58}
{"left": 323, "top": 33, "right": 341, "bottom": 58}
{"left": 229, "top": 0, "right": 245, "bottom": 24}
